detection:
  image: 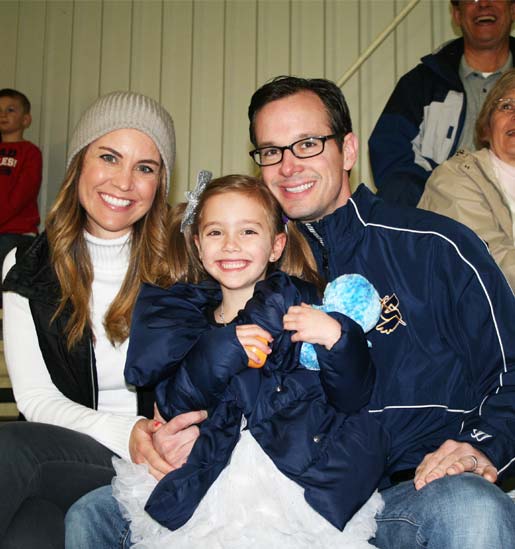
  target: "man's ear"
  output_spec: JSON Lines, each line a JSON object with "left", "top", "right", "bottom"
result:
{"left": 342, "top": 132, "right": 358, "bottom": 172}
{"left": 22, "top": 113, "right": 32, "bottom": 129}
{"left": 451, "top": 4, "right": 461, "bottom": 28}
{"left": 270, "top": 232, "right": 287, "bottom": 262}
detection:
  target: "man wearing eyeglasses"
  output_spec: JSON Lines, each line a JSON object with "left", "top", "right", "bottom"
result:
{"left": 249, "top": 74, "right": 515, "bottom": 548}
{"left": 369, "top": 0, "right": 515, "bottom": 207}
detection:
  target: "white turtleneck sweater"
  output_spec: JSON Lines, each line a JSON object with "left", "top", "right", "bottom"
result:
{"left": 2, "top": 232, "right": 142, "bottom": 460}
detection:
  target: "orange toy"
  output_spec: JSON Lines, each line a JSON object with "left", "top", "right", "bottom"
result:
{"left": 246, "top": 336, "right": 269, "bottom": 368}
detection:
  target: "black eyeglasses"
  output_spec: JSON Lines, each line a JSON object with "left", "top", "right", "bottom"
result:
{"left": 249, "top": 134, "right": 337, "bottom": 167}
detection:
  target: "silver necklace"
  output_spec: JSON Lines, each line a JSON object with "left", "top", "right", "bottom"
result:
{"left": 218, "top": 302, "right": 227, "bottom": 326}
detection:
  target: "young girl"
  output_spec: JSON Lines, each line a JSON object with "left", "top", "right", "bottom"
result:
{"left": 111, "top": 173, "right": 389, "bottom": 548}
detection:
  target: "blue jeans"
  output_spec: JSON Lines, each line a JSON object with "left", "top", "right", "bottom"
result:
{"left": 374, "top": 473, "right": 515, "bottom": 548}
{"left": 65, "top": 485, "right": 131, "bottom": 549}
{"left": 66, "top": 474, "right": 515, "bottom": 549}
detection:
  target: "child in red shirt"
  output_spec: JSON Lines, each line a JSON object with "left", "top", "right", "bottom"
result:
{"left": 0, "top": 89, "right": 42, "bottom": 301}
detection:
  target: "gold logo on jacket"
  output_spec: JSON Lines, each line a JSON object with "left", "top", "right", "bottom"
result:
{"left": 376, "top": 293, "right": 407, "bottom": 335}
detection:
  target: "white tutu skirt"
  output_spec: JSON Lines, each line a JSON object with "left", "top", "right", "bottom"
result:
{"left": 113, "top": 430, "right": 383, "bottom": 549}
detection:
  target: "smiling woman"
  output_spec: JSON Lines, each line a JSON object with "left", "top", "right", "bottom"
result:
{"left": 420, "top": 68, "right": 515, "bottom": 291}
{"left": 78, "top": 129, "right": 162, "bottom": 240}
{"left": 0, "top": 91, "right": 204, "bottom": 549}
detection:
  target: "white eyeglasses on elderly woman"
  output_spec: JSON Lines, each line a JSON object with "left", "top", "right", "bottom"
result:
{"left": 496, "top": 98, "right": 515, "bottom": 113}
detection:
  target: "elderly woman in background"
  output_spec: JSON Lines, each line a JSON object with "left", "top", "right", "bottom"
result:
{"left": 419, "top": 68, "right": 515, "bottom": 291}
{"left": 0, "top": 91, "right": 203, "bottom": 549}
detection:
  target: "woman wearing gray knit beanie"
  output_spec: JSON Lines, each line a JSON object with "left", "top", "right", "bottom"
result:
{"left": 0, "top": 91, "right": 205, "bottom": 548}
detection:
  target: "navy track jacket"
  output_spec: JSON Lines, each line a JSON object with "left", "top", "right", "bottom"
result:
{"left": 300, "top": 184, "right": 515, "bottom": 481}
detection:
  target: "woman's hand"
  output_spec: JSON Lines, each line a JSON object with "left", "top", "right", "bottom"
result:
{"left": 283, "top": 303, "right": 341, "bottom": 350}
{"left": 129, "top": 418, "right": 171, "bottom": 480}
{"left": 129, "top": 409, "right": 207, "bottom": 480}
{"left": 235, "top": 324, "right": 272, "bottom": 367}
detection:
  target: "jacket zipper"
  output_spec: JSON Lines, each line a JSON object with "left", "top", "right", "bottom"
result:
{"left": 89, "top": 340, "right": 97, "bottom": 410}
{"left": 304, "top": 222, "right": 329, "bottom": 279}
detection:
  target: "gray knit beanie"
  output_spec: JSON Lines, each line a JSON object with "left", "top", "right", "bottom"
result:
{"left": 66, "top": 91, "right": 175, "bottom": 195}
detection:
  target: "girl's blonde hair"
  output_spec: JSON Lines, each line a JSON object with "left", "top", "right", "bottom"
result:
{"left": 165, "top": 174, "right": 323, "bottom": 291}
{"left": 45, "top": 148, "right": 170, "bottom": 349}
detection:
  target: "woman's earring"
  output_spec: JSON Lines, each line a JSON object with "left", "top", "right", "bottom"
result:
{"left": 270, "top": 254, "right": 276, "bottom": 262}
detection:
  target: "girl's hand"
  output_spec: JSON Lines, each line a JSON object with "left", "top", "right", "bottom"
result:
{"left": 283, "top": 303, "right": 341, "bottom": 350}
{"left": 236, "top": 324, "right": 272, "bottom": 368}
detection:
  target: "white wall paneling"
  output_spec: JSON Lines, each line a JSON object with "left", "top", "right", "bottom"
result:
{"left": 188, "top": 0, "right": 225, "bottom": 185}
{"left": 15, "top": 1, "right": 46, "bottom": 145}
{"left": 4, "top": 0, "right": 500, "bottom": 223}
{"left": 68, "top": 1, "right": 102, "bottom": 138}
{"left": 130, "top": 0, "right": 163, "bottom": 98}
{"left": 325, "top": 0, "right": 360, "bottom": 190}
{"left": 291, "top": 1, "right": 325, "bottom": 78}
{"left": 39, "top": 1, "right": 74, "bottom": 213}
{"left": 222, "top": 0, "right": 257, "bottom": 179}
{"left": 100, "top": 1, "right": 132, "bottom": 95}
{"left": 161, "top": 0, "right": 194, "bottom": 203}
{"left": 256, "top": 0, "right": 291, "bottom": 88}
{"left": 1, "top": 2, "right": 20, "bottom": 86}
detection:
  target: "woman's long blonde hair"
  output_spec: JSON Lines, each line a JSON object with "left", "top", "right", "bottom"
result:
{"left": 45, "top": 149, "right": 170, "bottom": 349}
{"left": 164, "top": 174, "right": 324, "bottom": 292}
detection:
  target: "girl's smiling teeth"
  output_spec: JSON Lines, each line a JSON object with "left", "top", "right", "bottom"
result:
{"left": 100, "top": 192, "right": 133, "bottom": 208}
{"left": 218, "top": 260, "right": 249, "bottom": 270}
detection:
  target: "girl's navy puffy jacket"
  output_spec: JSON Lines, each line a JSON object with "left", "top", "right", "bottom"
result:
{"left": 125, "top": 271, "right": 390, "bottom": 531}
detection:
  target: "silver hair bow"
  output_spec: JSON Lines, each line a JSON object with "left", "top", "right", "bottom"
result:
{"left": 180, "top": 170, "right": 213, "bottom": 232}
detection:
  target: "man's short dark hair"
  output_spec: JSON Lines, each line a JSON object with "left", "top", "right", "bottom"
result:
{"left": 0, "top": 88, "right": 31, "bottom": 113}
{"left": 248, "top": 76, "right": 352, "bottom": 150}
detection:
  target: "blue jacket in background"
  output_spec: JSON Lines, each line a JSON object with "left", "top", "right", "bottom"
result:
{"left": 368, "top": 37, "right": 515, "bottom": 207}
{"left": 125, "top": 271, "right": 389, "bottom": 532}
{"left": 300, "top": 184, "right": 515, "bottom": 482}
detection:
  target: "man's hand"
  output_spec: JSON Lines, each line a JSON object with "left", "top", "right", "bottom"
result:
{"left": 153, "top": 410, "right": 207, "bottom": 471}
{"left": 283, "top": 303, "right": 341, "bottom": 350}
{"left": 129, "top": 410, "right": 207, "bottom": 480}
{"left": 414, "top": 439, "right": 498, "bottom": 490}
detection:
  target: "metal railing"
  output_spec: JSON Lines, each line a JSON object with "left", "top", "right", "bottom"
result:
{"left": 337, "top": 0, "right": 422, "bottom": 87}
